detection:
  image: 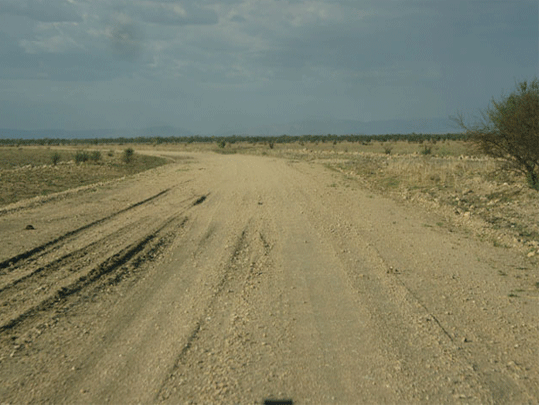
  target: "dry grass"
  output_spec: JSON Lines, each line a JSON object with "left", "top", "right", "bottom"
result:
{"left": 228, "top": 139, "right": 538, "bottom": 257}
{"left": 0, "top": 146, "right": 63, "bottom": 169}
{"left": 341, "top": 154, "right": 500, "bottom": 191}
{"left": 323, "top": 152, "right": 539, "bottom": 257}
{"left": 0, "top": 146, "right": 168, "bottom": 207}
{"left": 235, "top": 139, "right": 473, "bottom": 157}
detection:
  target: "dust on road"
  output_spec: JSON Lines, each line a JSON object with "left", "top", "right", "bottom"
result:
{"left": 0, "top": 153, "right": 537, "bottom": 404}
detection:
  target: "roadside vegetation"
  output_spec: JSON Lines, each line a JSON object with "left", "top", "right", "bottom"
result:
{"left": 0, "top": 147, "right": 167, "bottom": 207}
{"left": 455, "top": 78, "right": 539, "bottom": 190}
{"left": 328, "top": 148, "right": 538, "bottom": 255}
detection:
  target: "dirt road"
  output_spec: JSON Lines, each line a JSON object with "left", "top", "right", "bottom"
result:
{"left": 1, "top": 152, "right": 538, "bottom": 404}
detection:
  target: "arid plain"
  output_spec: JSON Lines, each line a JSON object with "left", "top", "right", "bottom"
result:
{"left": 0, "top": 144, "right": 538, "bottom": 404}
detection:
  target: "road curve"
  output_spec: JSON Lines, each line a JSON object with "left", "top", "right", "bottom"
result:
{"left": 0, "top": 152, "right": 537, "bottom": 404}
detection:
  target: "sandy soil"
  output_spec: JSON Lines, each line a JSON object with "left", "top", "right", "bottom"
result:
{"left": 0, "top": 152, "right": 538, "bottom": 404}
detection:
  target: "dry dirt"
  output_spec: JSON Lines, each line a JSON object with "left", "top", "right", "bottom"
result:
{"left": 0, "top": 152, "right": 538, "bottom": 404}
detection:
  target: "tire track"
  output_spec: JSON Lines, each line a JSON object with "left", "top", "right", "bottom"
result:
{"left": 0, "top": 214, "right": 187, "bottom": 334}
{"left": 0, "top": 191, "right": 204, "bottom": 290}
{"left": 0, "top": 192, "right": 209, "bottom": 335}
{"left": 0, "top": 216, "right": 158, "bottom": 326}
{"left": 0, "top": 219, "right": 146, "bottom": 293}
{"left": 158, "top": 225, "right": 274, "bottom": 403}
{"left": 158, "top": 227, "right": 250, "bottom": 382}
{"left": 0, "top": 187, "right": 172, "bottom": 272}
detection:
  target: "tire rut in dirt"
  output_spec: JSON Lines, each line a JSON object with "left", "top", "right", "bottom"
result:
{"left": 0, "top": 214, "right": 187, "bottom": 335}
{"left": 0, "top": 189, "right": 200, "bottom": 309}
{"left": 193, "top": 194, "right": 208, "bottom": 206}
{"left": 156, "top": 228, "right": 250, "bottom": 397}
{"left": 158, "top": 225, "right": 274, "bottom": 403}
{"left": 0, "top": 189, "right": 209, "bottom": 336}
{"left": 0, "top": 218, "right": 150, "bottom": 293}
{"left": 0, "top": 187, "right": 173, "bottom": 272}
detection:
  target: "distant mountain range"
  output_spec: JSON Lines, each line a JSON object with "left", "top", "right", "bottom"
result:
{"left": 0, "top": 117, "right": 461, "bottom": 139}
{"left": 217, "top": 117, "right": 461, "bottom": 136}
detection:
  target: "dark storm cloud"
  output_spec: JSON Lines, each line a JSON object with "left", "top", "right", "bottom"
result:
{"left": 0, "top": 0, "right": 82, "bottom": 23}
{"left": 41, "top": 52, "right": 139, "bottom": 81}
{"left": 3, "top": 52, "right": 136, "bottom": 82}
{"left": 428, "top": 1, "right": 538, "bottom": 67}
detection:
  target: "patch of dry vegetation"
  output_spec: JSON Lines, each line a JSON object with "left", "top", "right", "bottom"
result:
{"left": 0, "top": 146, "right": 168, "bottom": 207}
{"left": 327, "top": 149, "right": 538, "bottom": 257}
{"left": 237, "top": 139, "right": 538, "bottom": 257}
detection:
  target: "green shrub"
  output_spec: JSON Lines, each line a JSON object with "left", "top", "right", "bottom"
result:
{"left": 123, "top": 147, "right": 134, "bottom": 163}
{"left": 420, "top": 145, "right": 432, "bottom": 155}
{"left": 455, "top": 78, "right": 539, "bottom": 190}
{"left": 527, "top": 172, "right": 539, "bottom": 190}
{"left": 75, "top": 150, "right": 89, "bottom": 164}
{"left": 51, "top": 152, "right": 61, "bottom": 166}
{"left": 90, "top": 150, "right": 101, "bottom": 162}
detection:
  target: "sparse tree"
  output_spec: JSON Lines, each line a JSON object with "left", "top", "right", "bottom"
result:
{"left": 455, "top": 78, "right": 539, "bottom": 189}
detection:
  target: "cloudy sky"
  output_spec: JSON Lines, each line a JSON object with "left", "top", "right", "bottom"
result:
{"left": 0, "top": 0, "right": 537, "bottom": 134}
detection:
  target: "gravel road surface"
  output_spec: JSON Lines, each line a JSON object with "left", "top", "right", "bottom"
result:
{"left": 1, "top": 152, "right": 537, "bottom": 404}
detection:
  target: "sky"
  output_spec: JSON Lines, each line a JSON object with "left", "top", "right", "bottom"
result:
{"left": 0, "top": 0, "right": 537, "bottom": 135}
